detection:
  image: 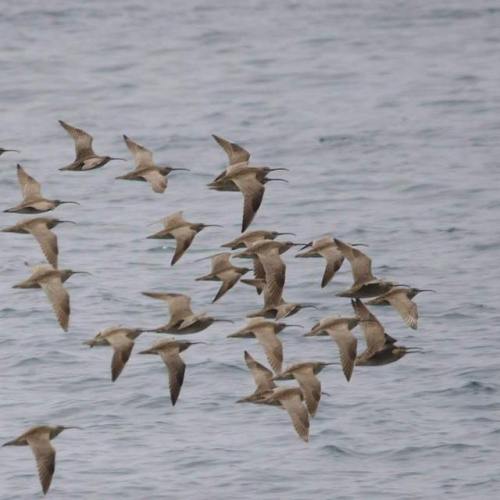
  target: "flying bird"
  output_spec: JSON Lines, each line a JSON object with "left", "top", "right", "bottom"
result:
{"left": 147, "top": 211, "right": 221, "bottom": 265}
{"left": 3, "top": 425, "right": 80, "bottom": 495}
{"left": 4, "top": 165, "right": 79, "bottom": 214}
{"left": 237, "top": 350, "right": 277, "bottom": 403}
{"left": 221, "top": 229, "right": 295, "bottom": 250}
{"left": 139, "top": 339, "right": 201, "bottom": 405}
{"left": 1, "top": 217, "right": 75, "bottom": 268}
{"left": 195, "top": 252, "right": 251, "bottom": 302}
{"left": 116, "top": 135, "right": 189, "bottom": 193}
{"left": 58, "top": 120, "right": 124, "bottom": 171}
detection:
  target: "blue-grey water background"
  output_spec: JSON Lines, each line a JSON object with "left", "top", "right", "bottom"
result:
{"left": 1, "top": 1, "right": 500, "bottom": 498}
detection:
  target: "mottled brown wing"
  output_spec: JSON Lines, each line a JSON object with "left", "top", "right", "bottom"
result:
{"left": 334, "top": 238, "right": 374, "bottom": 284}
{"left": 293, "top": 368, "right": 321, "bottom": 417}
{"left": 260, "top": 251, "right": 285, "bottom": 309}
{"left": 170, "top": 227, "right": 197, "bottom": 265}
{"left": 28, "top": 221, "right": 59, "bottom": 268}
{"left": 141, "top": 169, "right": 167, "bottom": 193}
{"left": 244, "top": 350, "right": 276, "bottom": 392}
{"left": 106, "top": 332, "right": 135, "bottom": 382}
{"left": 351, "top": 299, "right": 386, "bottom": 353}
{"left": 17, "top": 165, "right": 42, "bottom": 201}
{"left": 213, "top": 270, "right": 241, "bottom": 302}
{"left": 280, "top": 392, "right": 310, "bottom": 442}
{"left": 233, "top": 173, "right": 265, "bottom": 232}
{"left": 59, "top": 120, "right": 95, "bottom": 159}
{"left": 386, "top": 290, "right": 418, "bottom": 329}
{"left": 123, "top": 135, "right": 154, "bottom": 169}
{"left": 160, "top": 348, "right": 186, "bottom": 405}
{"left": 39, "top": 274, "right": 70, "bottom": 331}
{"left": 210, "top": 252, "right": 232, "bottom": 274}
{"left": 212, "top": 134, "right": 250, "bottom": 165}
{"left": 326, "top": 323, "right": 357, "bottom": 382}
{"left": 254, "top": 325, "right": 283, "bottom": 374}
{"left": 318, "top": 246, "right": 344, "bottom": 288}
{"left": 27, "top": 433, "right": 56, "bottom": 495}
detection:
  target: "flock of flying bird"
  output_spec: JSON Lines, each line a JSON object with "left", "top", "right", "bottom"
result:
{"left": 1, "top": 122, "right": 434, "bottom": 495}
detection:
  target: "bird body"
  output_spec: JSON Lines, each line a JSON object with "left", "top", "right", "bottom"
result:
{"left": 237, "top": 350, "right": 277, "bottom": 403}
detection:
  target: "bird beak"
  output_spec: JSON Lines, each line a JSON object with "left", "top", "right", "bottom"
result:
{"left": 2, "top": 149, "right": 19, "bottom": 153}
{"left": 60, "top": 201, "right": 80, "bottom": 205}
{"left": 416, "top": 289, "right": 436, "bottom": 293}
{"left": 297, "top": 242, "right": 312, "bottom": 251}
{"left": 170, "top": 167, "right": 190, "bottom": 171}
{"left": 268, "top": 168, "right": 289, "bottom": 172}
{"left": 73, "top": 271, "right": 92, "bottom": 276}
{"left": 62, "top": 426, "right": 82, "bottom": 430}
{"left": 189, "top": 342, "right": 207, "bottom": 345}
{"left": 351, "top": 243, "right": 368, "bottom": 247}
{"left": 266, "top": 178, "right": 289, "bottom": 183}
{"left": 405, "top": 347, "right": 424, "bottom": 353}
{"left": 300, "top": 304, "right": 318, "bottom": 309}
{"left": 290, "top": 242, "right": 309, "bottom": 246}
{"left": 214, "top": 318, "right": 234, "bottom": 323}
{"left": 58, "top": 220, "right": 77, "bottom": 224}
{"left": 203, "top": 224, "right": 223, "bottom": 228}
{"left": 109, "top": 157, "right": 126, "bottom": 161}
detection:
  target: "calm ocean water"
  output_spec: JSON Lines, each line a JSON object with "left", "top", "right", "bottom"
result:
{"left": 1, "top": 1, "right": 500, "bottom": 498}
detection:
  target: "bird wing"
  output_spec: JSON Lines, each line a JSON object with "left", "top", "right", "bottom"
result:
{"left": 163, "top": 211, "right": 188, "bottom": 230}
{"left": 106, "top": 332, "right": 135, "bottom": 382}
{"left": 210, "top": 252, "right": 232, "bottom": 274}
{"left": 293, "top": 367, "right": 321, "bottom": 417}
{"left": 351, "top": 299, "right": 386, "bottom": 353}
{"left": 141, "top": 169, "right": 167, "bottom": 193}
{"left": 254, "top": 325, "right": 283, "bottom": 374}
{"left": 386, "top": 290, "right": 418, "bottom": 330}
{"left": 212, "top": 134, "right": 250, "bottom": 165}
{"left": 27, "top": 432, "right": 56, "bottom": 495}
{"left": 260, "top": 250, "right": 286, "bottom": 309}
{"left": 59, "top": 120, "right": 95, "bottom": 159}
{"left": 161, "top": 294, "right": 193, "bottom": 325}
{"left": 160, "top": 347, "right": 186, "bottom": 405}
{"left": 334, "top": 239, "right": 374, "bottom": 285}
{"left": 213, "top": 270, "right": 241, "bottom": 302}
{"left": 318, "top": 246, "right": 344, "bottom": 288}
{"left": 326, "top": 323, "right": 357, "bottom": 382}
{"left": 243, "top": 351, "right": 276, "bottom": 392}
{"left": 39, "top": 273, "right": 70, "bottom": 331}
{"left": 232, "top": 173, "right": 265, "bottom": 232}
{"left": 123, "top": 135, "right": 154, "bottom": 169}
{"left": 17, "top": 165, "right": 42, "bottom": 201}
{"left": 170, "top": 226, "right": 197, "bottom": 265}
{"left": 27, "top": 221, "right": 59, "bottom": 268}
{"left": 280, "top": 392, "right": 310, "bottom": 442}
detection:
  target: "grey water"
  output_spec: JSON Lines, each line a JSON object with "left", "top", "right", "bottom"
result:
{"left": 1, "top": 0, "right": 500, "bottom": 498}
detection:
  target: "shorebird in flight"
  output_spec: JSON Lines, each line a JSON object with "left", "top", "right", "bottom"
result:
{"left": 1, "top": 217, "right": 75, "bottom": 268}
{"left": 4, "top": 165, "right": 79, "bottom": 214}
{"left": 147, "top": 211, "right": 221, "bottom": 265}
{"left": 58, "top": 120, "right": 124, "bottom": 171}
{"left": 195, "top": 252, "right": 251, "bottom": 302}
{"left": 237, "top": 350, "right": 277, "bottom": 403}
{"left": 3, "top": 425, "right": 80, "bottom": 495}
{"left": 84, "top": 326, "right": 156, "bottom": 381}
{"left": 221, "top": 229, "right": 295, "bottom": 250}
{"left": 142, "top": 291, "right": 232, "bottom": 334}
{"left": 139, "top": 339, "right": 202, "bottom": 406}
{"left": 116, "top": 135, "right": 189, "bottom": 193}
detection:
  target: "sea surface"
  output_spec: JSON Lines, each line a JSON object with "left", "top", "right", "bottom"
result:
{"left": 1, "top": 1, "right": 499, "bottom": 498}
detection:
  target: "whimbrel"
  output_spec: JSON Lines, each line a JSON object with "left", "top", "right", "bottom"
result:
{"left": 274, "top": 362, "right": 332, "bottom": 417}
{"left": 237, "top": 350, "right": 277, "bottom": 403}
{"left": 142, "top": 291, "right": 232, "bottom": 334}
{"left": 1, "top": 217, "right": 75, "bottom": 268}
{"left": 221, "top": 230, "right": 295, "bottom": 250}
{"left": 366, "top": 287, "right": 435, "bottom": 305}
{"left": 3, "top": 425, "right": 79, "bottom": 495}
{"left": 368, "top": 287, "right": 421, "bottom": 329}
{"left": 13, "top": 264, "right": 88, "bottom": 331}
{"left": 228, "top": 317, "right": 302, "bottom": 374}
{"left": 58, "top": 120, "right": 124, "bottom": 171}
{"left": 0, "top": 147, "right": 19, "bottom": 156}
{"left": 4, "top": 165, "right": 79, "bottom": 214}
{"left": 247, "top": 298, "right": 317, "bottom": 321}
{"left": 84, "top": 326, "right": 155, "bottom": 381}
{"left": 195, "top": 253, "right": 251, "bottom": 302}
{"left": 262, "top": 387, "right": 310, "bottom": 442}
{"left": 116, "top": 135, "right": 189, "bottom": 193}
{"left": 334, "top": 239, "right": 403, "bottom": 298}
{"left": 139, "top": 339, "right": 201, "bottom": 405}
{"left": 147, "top": 211, "right": 221, "bottom": 265}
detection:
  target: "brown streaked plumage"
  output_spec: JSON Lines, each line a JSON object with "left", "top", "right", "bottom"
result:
{"left": 142, "top": 291, "right": 231, "bottom": 334}
{"left": 3, "top": 425, "right": 79, "bottom": 495}
{"left": 58, "top": 120, "right": 124, "bottom": 171}
{"left": 334, "top": 238, "right": 403, "bottom": 298}
{"left": 262, "top": 387, "right": 310, "bottom": 442}
{"left": 0, "top": 147, "right": 19, "bottom": 156}
{"left": 305, "top": 315, "right": 359, "bottom": 337}
{"left": 147, "top": 211, "right": 221, "bottom": 265}
{"left": 1, "top": 217, "right": 75, "bottom": 268}
{"left": 84, "top": 326, "right": 155, "bottom": 381}
{"left": 228, "top": 317, "right": 302, "bottom": 374}
{"left": 373, "top": 287, "right": 419, "bottom": 329}
{"left": 212, "top": 134, "right": 251, "bottom": 166}
{"left": 247, "top": 298, "right": 317, "bottom": 321}
{"left": 4, "top": 165, "right": 79, "bottom": 214}
{"left": 195, "top": 253, "right": 251, "bottom": 302}
{"left": 13, "top": 264, "right": 75, "bottom": 331}
{"left": 237, "top": 350, "right": 277, "bottom": 403}
{"left": 367, "top": 287, "right": 435, "bottom": 305}
{"left": 221, "top": 230, "right": 295, "bottom": 250}
{"left": 274, "top": 362, "right": 332, "bottom": 417}
{"left": 116, "top": 135, "right": 189, "bottom": 193}
{"left": 139, "top": 339, "right": 201, "bottom": 405}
